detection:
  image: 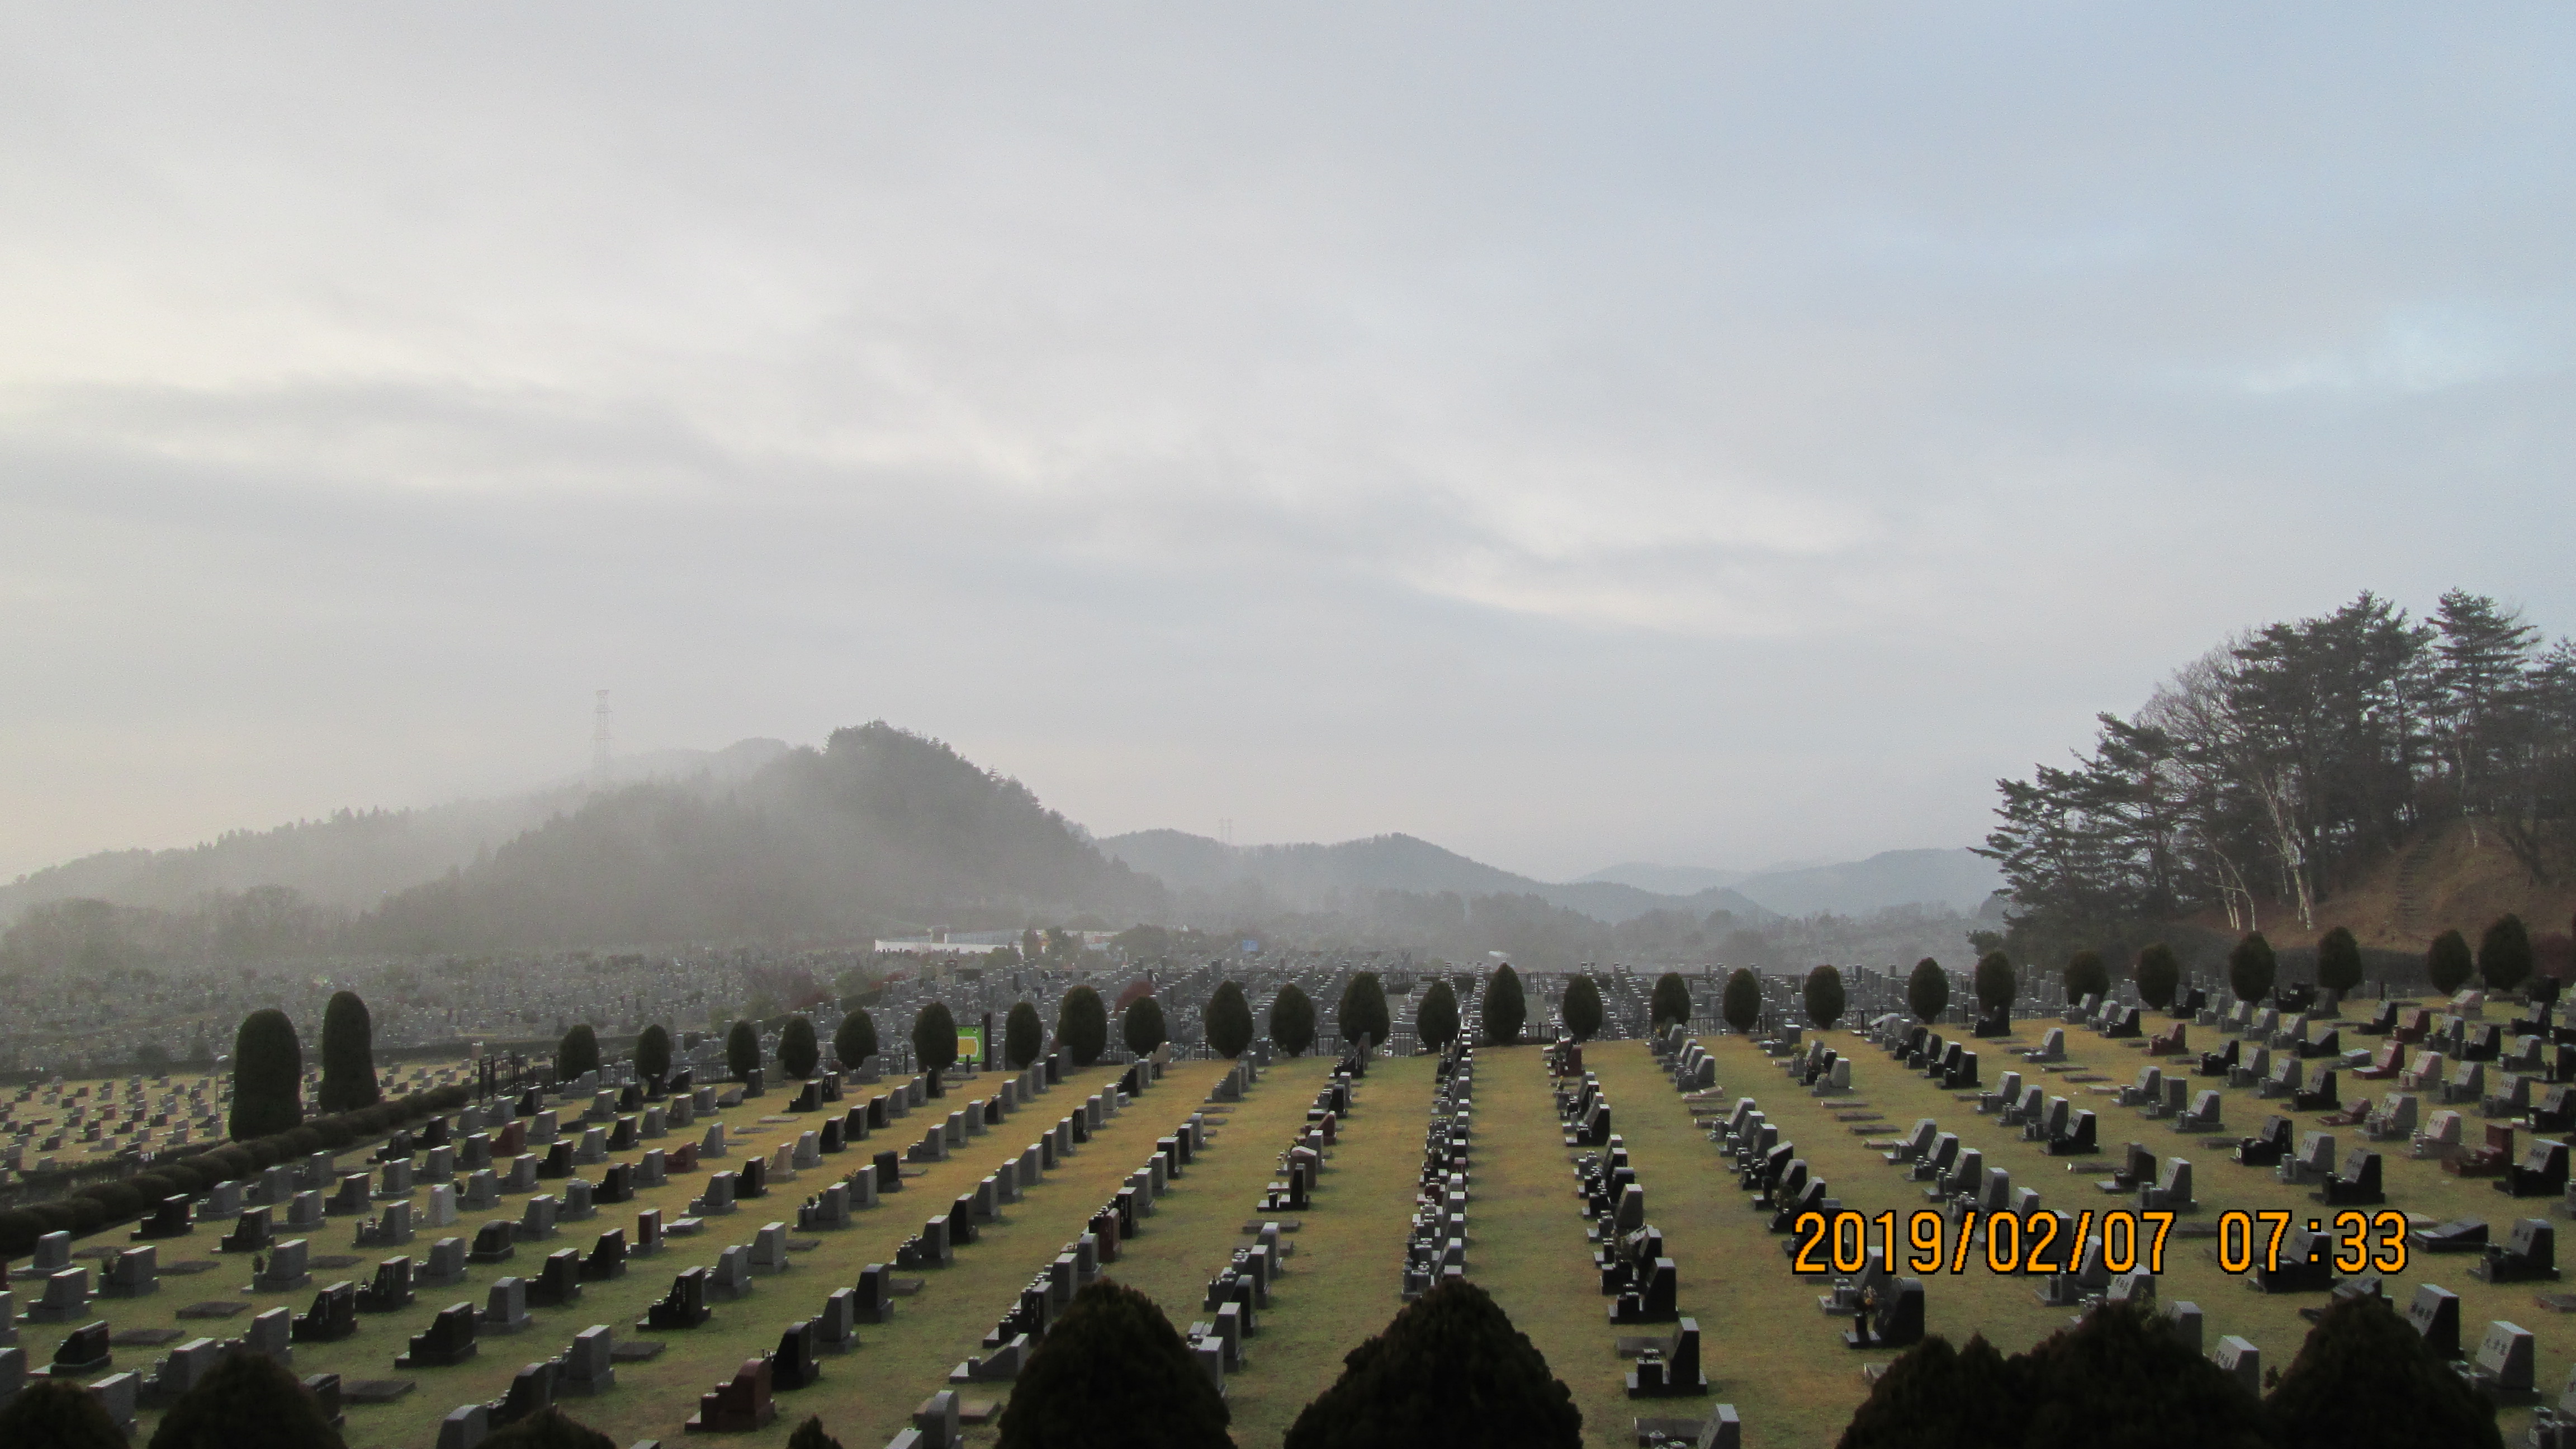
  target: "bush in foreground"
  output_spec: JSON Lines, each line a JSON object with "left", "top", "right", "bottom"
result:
{"left": 2264, "top": 1293, "right": 2499, "bottom": 1449}
{"left": 147, "top": 1347, "right": 346, "bottom": 1449}
{"left": 834, "top": 1009, "right": 878, "bottom": 1071}
{"left": 1286, "top": 1277, "right": 1580, "bottom": 1449}
{"left": 999, "top": 1280, "right": 1230, "bottom": 1449}
{"left": 1205, "top": 981, "right": 1253, "bottom": 1058}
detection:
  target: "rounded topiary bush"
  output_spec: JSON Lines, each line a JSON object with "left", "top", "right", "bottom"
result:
{"left": 1907, "top": 958, "right": 1949, "bottom": 1022}
{"left": 1285, "top": 1278, "right": 1579, "bottom": 1449}
{"left": 2263, "top": 1292, "right": 2501, "bottom": 1449}
{"left": 636, "top": 1023, "right": 674, "bottom": 1086}
{"left": 1650, "top": 972, "right": 1693, "bottom": 1028}
{"left": 0, "top": 1209, "right": 46, "bottom": 1257}
{"left": 1415, "top": 981, "right": 1459, "bottom": 1052}
{"left": 913, "top": 1001, "right": 960, "bottom": 1073}
{"left": 2062, "top": 949, "right": 2110, "bottom": 1005}
{"left": 1483, "top": 965, "right": 1527, "bottom": 1045}
{"left": 1721, "top": 968, "right": 1761, "bottom": 1035}
{"left": 318, "top": 990, "right": 380, "bottom": 1115}
{"left": 998, "top": 1279, "right": 1230, "bottom": 1449}
{"left": 1268, "top": 984, "right": 1315, "bottom": 1058}
{"left": 1804, "top": 965, "right": 1846, "bottom": 1030}
{"left": 779, "top": 1016, "right": 820, "bottom": 1080}
{"left": 726, "top": 1020, "right": 761, "bottom": 1081}
{"left": 146, "top": 1343, "right": 349, "bottom": 1449}
{"left": 0, "top": 1377, "right": 127, "bottom": 1449}
{"left": 558, "top": 1024, "right": 602, "bottom": 1083}
{"left": 1058, "top": 987, "right": 1108, "bottom": 1067}
{"left": 1204, "top": 982, "right": 1254, "bottom": 1059}
{"left": 228, "top": 1008, "right": 302, "bottom": 1142}
{"left": 1005, "top": 1001, "right": 1046, "bottom": 1069}
{"left": 1338, "top": 972, "right": 1391, "bottom": 1050}
{"left": 1560, "top": 975, "right": 1603, "bottom": 1042}
{"left": 2229, "top": 932, "right": 2278, "bottom": 1003}
{"left": 1122, "top": 997, "right": 1168, "bottom": 1057}
{"left": 1976, "top": 950, "right": 2019, "bottom": 1014}
{"left": 834, "top": 1010, "right": 878, "bottom": 1072}
{"left": 2133, "top": 944, "right": 2179, "bottom": 1011}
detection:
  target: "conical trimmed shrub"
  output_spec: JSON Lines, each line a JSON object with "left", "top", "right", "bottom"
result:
{"left": 318, "top": 990, "right": 380, "bottom": 1115}
{"left": 229, "top": 1008, "right": 302, "bottom": 1142}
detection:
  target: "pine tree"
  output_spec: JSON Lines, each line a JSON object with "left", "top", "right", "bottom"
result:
{"left": 1974, "top": 950, "right": 2019, "bottom": 1014}
{"left": 779, "top": 1016, "right": 820, "bottom": 1079}
{"left": 1415, "top": 980, "right": 1460, "bottom": 1051}
{"left": 1907, "top": 958, "right": 1949, "bottom": 1023}
{"left": 2427, "top": 929, "right": 2475, "bottom": 996}
{"left": 2062, "top": 949, "right": 2110, "bottom": 1005}
{"left": 1057, "top": 987, "right": 1108, "bottom": 1067}
{"left": 317, "top": 990, "right": 380, "bottom": 1114}
{"left": 998, "top": 1280, "right": 1232, "bottom": 1449}
{"left": 1483, "top": 964, "right": 1527, "bottom": 1045}
{"left": 2133, "top": 944, "right": 2180, "bottom": 1011}
{"left": 913, "top": 1001, "right": 960, "bottom": 1073}
{"left": 1721, "top": 968, "right": 1761, "bottom": 1035}
{"left": 229, "top": 1008, "right": 302, "bottom": 1141}
{"left": 1338, "top": 972, "right": 1391, "bottom": 1050}
{"left": 1804, "top": 965, "right": 1846, "bottom": 1029}
{"left": 1560, "top": 974, "right": 1604, "bottom": 1041}
{"left": 558, "top": 1023, "right": 601, "bottom": 1083}
{"left": 725, "top": 1020, "right": 761, "bottom": 1081}
{"left": 1268, "top": 983, "right": 1316, "bottom": 1057}
{"left": 1123, "top": 996, "right": 1168, "bottom": 1056}
{"left": 1285, "top": 1278, "right": 1580, "bottom": 1449}
{"left": 2228, "top": 932, "right": 2277, "bottom": 1004}
{"left": 1204, "top": 983, "right": 1254, "bottom": 1059}
{"left": 2480, "top": 913, "right": 2535, "bottom": 994}
{"left": 635, "top": 1024, "right": 673, "bottom": 1087}
{"left": 1005, "top": 1001, "right": 1045, "bottom": 1068}
{"left": 145, "top": 1341, "right": 345, "bottom": 1449}
{"left": 1649, "top": 972, "right": 1693, "bottom": 1028}
{"left": 2264, "top": 1292, "right": 2502, "bottom": 1449}
{"left": 834, "top": 1009, "right": 878, "bottom": 1071}
{"left": 2314, "top": 928, "right": 2362, "bottom": 997}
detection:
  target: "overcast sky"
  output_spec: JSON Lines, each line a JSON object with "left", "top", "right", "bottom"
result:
{"left": 4, "top": 6, "right": 2572, "bottom": 885}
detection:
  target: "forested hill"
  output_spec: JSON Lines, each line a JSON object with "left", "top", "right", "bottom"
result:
{"left": 352, "top": 723, "right": 1166, "bottom": 951}
{"left": 1983, "top": 589, "right": 2575, "bottom": 960}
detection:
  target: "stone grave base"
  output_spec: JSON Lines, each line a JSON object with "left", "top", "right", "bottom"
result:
{"left": 343, "top": 1380, "right": 415, "bottom": 1404}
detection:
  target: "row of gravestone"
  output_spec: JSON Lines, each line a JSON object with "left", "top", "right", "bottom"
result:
{"left": 439, "top": 1060, "right": 1075, "bottom": 1447}
{"left": 1404, "top": 1044, "right": 1471, "bottom": 1301}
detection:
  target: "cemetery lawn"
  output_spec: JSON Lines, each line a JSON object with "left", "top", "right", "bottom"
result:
{"left": 1683, "top": 1008, "right": 2574, "bottom": 1447}
{"left": 80, "top": 1060, "right": 1199, "bottom": 1449}
{"left": 1102, "top": 1052, "right": 1437, "bottom": 1449}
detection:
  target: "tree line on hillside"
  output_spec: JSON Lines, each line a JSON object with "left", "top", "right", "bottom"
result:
{"left": 1982, "top": 590, "right": 2576, "bottom": 959}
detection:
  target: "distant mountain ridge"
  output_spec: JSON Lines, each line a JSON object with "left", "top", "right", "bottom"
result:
{"left": 0, "top": 737, "right": 795, "bottom": 920}
{"left": 1097, "top": 829, "right": 1777, "bottom": 925}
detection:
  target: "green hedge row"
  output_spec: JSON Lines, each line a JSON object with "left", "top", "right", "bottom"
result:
{"left": 0, "top": 1082, "right": 476, "bottom": 1260}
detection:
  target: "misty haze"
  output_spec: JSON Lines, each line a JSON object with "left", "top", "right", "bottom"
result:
{"left": 2, "top": 9, "right": 2572, "bottom": 1449}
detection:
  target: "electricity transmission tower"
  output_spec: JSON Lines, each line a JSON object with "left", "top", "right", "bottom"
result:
{"left": 592, "top": 690, "right": 613, "bottom": 782}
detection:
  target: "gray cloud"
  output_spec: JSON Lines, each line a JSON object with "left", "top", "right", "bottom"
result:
{"left": 3, "top": 4, "right": 2572, "bottom": 884}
